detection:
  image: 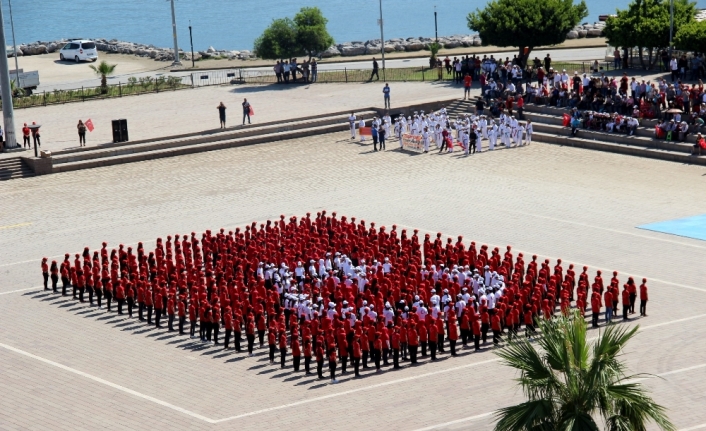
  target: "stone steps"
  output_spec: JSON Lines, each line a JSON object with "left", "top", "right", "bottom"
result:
{"left": 0, "top": 157, "right": 34, "bottom": 181}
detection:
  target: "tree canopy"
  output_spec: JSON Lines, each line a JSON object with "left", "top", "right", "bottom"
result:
{"left": 467, "top": 0, "right": 588, "bottom": 67}
{"left": 603, "top": 0, "right": 695, "bottom": 66}
{"left": 254, "top": 7, "right": 334, "bottom": 60}
{"left": 674, "top": 19, "right": 706, "bottom": 54}
{"left": 493, "top": 312, "right": 675, "bottom": 431}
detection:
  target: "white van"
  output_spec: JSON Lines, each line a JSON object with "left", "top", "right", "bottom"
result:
{"left": 59, "top": 40, "right": 98, "bottom": 62}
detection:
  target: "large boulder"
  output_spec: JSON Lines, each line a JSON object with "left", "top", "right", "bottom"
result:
{"left": 587, "top": 28, "right": 603, "bottom": 37}
{"left": 444, "top": 41, "right": 461, "bottom": 49}
{"left": 472, "top": 38, "right": 482, "bottom": 46}
{"left": 406, "top": 41, "right": 424, "bottom": 51}
{"left": 365, "top": 45, "right": 382, "bottom": 55}
{"left": 320, "top": 46, "right": 341, "bottom": 58}
{"left": 461, "top": 38, "right": 474, "bottom": 47}
{"left": 566, "top": 31, "right": 579, "bottom": 39}
{"left": 383, "top": 44, "right": 395, "bottom": 53}
{"left": 46, "top": 42, "right": 58, "bottom": 53}
{"left": 578, "top": 30, "right": 587, "bottom": 38}
{"left": 207, "top": 46, "right": 216, "bottom": 53}
{"left": 340, "top": 45, "right": 366, "bottom": 56}
{"left": 394, "top": 43, "right": 406, "bottom": 51}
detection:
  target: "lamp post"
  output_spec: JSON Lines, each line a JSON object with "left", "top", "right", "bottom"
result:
{"left": 188, "top": 21, "right": 195, "bottom": 68}
{"left": 669, "top": 0, "right": 674, "bottom": 57}
{"left": 169, "top": 0, "right": 182, "bottom": 66}
{"left": 0, "top": 1, "right": 18, "bottom": 150}
{"left": 8, "top": 0, "right": 20, "bottom": 88}
{"left": 434, "top": 6, "right": 438, "bottom": 43}
{"left": 378, "top": 0, "right": 386, "bottom": 81}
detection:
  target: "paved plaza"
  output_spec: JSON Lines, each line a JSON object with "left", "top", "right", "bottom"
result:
{"left": 1, "top": 109, "right": 706, "bottom": 429}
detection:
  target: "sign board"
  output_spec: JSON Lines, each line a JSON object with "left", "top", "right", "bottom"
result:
{"left": 401, "top": 133, "right": 424, "bottom": 153}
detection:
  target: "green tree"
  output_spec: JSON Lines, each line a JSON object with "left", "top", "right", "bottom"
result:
{"left": 675, "top": 19, "right": 706, "bottom": 54}
{"left": 604, "top": 0, "right": 695, "bottom": 68}
{"left": 493, "top": 312, "right": 676, "bottom": 431}
{"left": 467, "top": 0, "right": 587, "bottom": 68}
{"left": 294, "top": 7, "right": 334, "bottom": 59}
{"left": 88, "top": 60, "right": 117, "bottom": 94}
{"left": 253, "top": 18, "right": 302, "bottom": 60}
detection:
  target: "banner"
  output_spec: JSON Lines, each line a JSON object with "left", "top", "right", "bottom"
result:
{"left": 401, "top": 133, "right": 424, "bottom": 153}
{"left": 359, "top": 127, "right": 372, "bottom": 136}
{"left": 85, "top": 119, "right": 94, "bottom": 132}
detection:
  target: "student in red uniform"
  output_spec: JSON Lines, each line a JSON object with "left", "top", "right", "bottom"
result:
{"left": 448, "top": 317, "right": 459, "bottom": 356}
{"left": 115, "top": 282, "right": 125, "bottom": 315}
{"left": 627, "top": 277, "right": 637, "bottom": 314}
{"left": 328, "top": 347, "right": 338, "bottom": 383}
{"left": 278, "top": 330, "right": 288, "bottom": 368}
{"left": 49, "top": 260, "right": 59, "bottom": 293}
{"left": 339, "top": 336, "right": 349, "bottom": 374}
{"left": 472, "top": 317, "right": 481, "bottom": 351}
{"left": 491, "top": 313, "right": 502, "bottom": 345}
{"left": 639, "top": 278, "right": 648, "bottom": 317}
{"left": 373, "top": 332, "right": 383, "bottom": 372}
{"left": 246, "top": 317, "right": 256, "bottom": 356}
{"left": 224, "top": 308, "right": 234, "bottom": 349}
{"left": 167, "top": 296, "right": 176, "bottom": 331}
{"left": 604, "top": 289, "right": 613, "bottom": 324}
{"left": 316, "top": 342, "right": 325, "bottom": 379}
{"left": 303, "top": 337, "right": 313, "bottom": 374}
{"left": 621, "top": 285, "right": 630, "bottom": 321}
{"left": 291, "top": 337, "right": 301, "bottom": 371}
{"left": 267, "top": 326, "right": 277, "bottom": 363}
{"left": 41, "top": 258, "right": 49, "bottom": 290}
{"left": 213, "top": 308, "right": 221, "bottom": 345}
{"left": 352, "top": 337, "right": 362, "bottom": 376}
{"left": 154, "top": 290, "right": 164, "bottom": 328}
{"left": 428, "top": 320, "right": 438, "bottom": 360}
{"left": 407, "top": 326, "right": 419, "bottom": 364}
{"left": 178, "top": 299, "right": 186, "bottom": 335}
{"left": 391, "top": 328, "right": 401, "bottom": 369}
{"left": 188, "top": 302, "right": 197, "bottom": 337}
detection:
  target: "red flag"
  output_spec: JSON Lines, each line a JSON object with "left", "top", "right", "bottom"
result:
{"left": 249, "top": 106, "right": 254, "bottom": 116}
{"left": 562, "top": 114, "right": 571, "bottom": 127}
{"left": 359, "top": 127, "right": 372, "bottom": 136}
{"left": 85, "top": 119, "right": 94, "bottom": 132}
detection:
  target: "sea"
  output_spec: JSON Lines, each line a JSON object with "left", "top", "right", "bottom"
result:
{"left": 4, "top": 0, "right": 706, "bottom": 52}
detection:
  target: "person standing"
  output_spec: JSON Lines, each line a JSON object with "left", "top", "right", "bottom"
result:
{"left": 463, "top": 73, "right": 472, "bottom": 99}
{"left": 241, "top": 98, "right": 251, "bottom": 125}
{"left": 372, "top": 125, "right": 379, "bottom": 151}
{"left": 378, "top": 125, "right": 386, "bottom": 151}
{"left": 311, "top": 59, "right": 318, "bottom": 83}
{"left": 348, "top": 112, "right": 357, "bottom": 140}
{"left": 370, "top": 57, "right": 380, "bottom": 81}
{"left": 382, "top": 83, "right": 391, "bottom": 109}
{"left": 274, "top": 61, "right": 282, "bottom": 83}
{"left": 328, "top": 347, "right": 338, "bottom": 383}
{"left": 77, "top": 120, "right": 87, "bottom": 146}
{"left": 22, "top": 123, "right": 30, "bottom": 148}
{"left": 639, "top": 278, "right": 648, "bottom": 316}
{"left": 31, "top": 122, "right": 41, "bottom": 147}
{"left": 217, "top": 102, "right": 227, "bottom": 129}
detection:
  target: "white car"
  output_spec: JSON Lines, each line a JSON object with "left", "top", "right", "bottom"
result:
{"left": 59, "top": 40, "right": 98, "bottom": 62}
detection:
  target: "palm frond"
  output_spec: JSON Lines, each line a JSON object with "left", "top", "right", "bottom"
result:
{"left": 606, "top": 383, "right": 677, "bottom": 431}
{"left": 494, "top": 399, "right": 557, "bottom": 431}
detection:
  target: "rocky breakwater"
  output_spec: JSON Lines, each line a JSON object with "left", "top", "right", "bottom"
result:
{"left": 565, "top": 22, "right": 606, "bottom": 40}
{"left": 5, "top": 39, "right": 258, "bottom": 63}
{"left": 319, "top": 35, "right": 483, "bottom": 58}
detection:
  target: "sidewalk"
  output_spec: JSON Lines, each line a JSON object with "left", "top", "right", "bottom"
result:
{"left": 0, "top": 81, "right": 461, "bottom": 160}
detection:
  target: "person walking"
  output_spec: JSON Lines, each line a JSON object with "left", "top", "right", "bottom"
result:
{"left": 77, "top": 120, "right": 87, "bottom": 146}
{"left": 311, "top": 59, "right": 318, "bottom": 83}
{"left": 217, "top": 102, "right": 227, "bottom": 129}
{"left": 242, "top": 99, "right": 251, "bottom": 125}
{"left": 370, "top": 57, "right": 380, "bottom": 81}
{"left": 382, "top": 83, "right": 391, "bottom": 109}
{"left": 22, "top": 123, "right": 30, "bottom": 148}
{"left": 31, "top": 122, "right": 41, "bottom": 147}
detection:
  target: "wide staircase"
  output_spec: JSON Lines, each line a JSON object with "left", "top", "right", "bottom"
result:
{"left": 39, "top": 109, "right": 377, "bottom": 174}
{"left": 0, "top": 157, "right": 34, "bottom": 181}
{"left": 446, "top": 97, "right": 706, "bottom": 165}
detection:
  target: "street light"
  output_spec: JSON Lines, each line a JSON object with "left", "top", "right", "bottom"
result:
{"left": 0, "top": 1, "right": 18, "bottom": 150}
{"left": 434, "top": 6, "right": 438, "bottom": 43}
{"left": 188, "top": 21, "right": 195, "bottom": 68}
{"left": 8, "top": 0, "right": 20, "bottom": 88}
{"left": 168, "top": 0, "right": 182, "bottom": 66}
{"left": 378, "top": 0, "right": 386, "bottom": 81}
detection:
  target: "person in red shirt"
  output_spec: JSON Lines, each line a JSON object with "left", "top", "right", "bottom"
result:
{"left": 224, "top": 309, "right": 234, "bottom": 349}
{"left": 246, "top": 317, "right": 256, "bottom": 356}
{"left": 115, "top": 282, "right": 125, "bottom": 315}
{"left": 627, "top": 277, "right": 637, "bottom": 314}
{"left": 463, "top": 73, "right": 473, "bottom": 99}
{"left": 428, "top": 320, "right": 438, "bottom": 360}
{"left": 303, "top": 337, "right": 313, "bottom": 374}
{"left": 188, "top": 303, "right": 197, "bottom": 338}
{"left": 339, "top": 336, "right": 349, "bottom": 374}
{"left": 639, "top": 278, "right": 649, "bottom": 317}
{"left": 21, "top": 123, "right": 30, "bottom": 148}
{"left": 472, "top": 317, "right": 481, "bottom": 351}
{"left": 328, "top": 347, "right": 338, "bottom": 383}
{"left": 352, "top": 337, "right": 362, "bottom": 376}
{"left": 448, "top": 318, "right": 459, "bottom": 356}
{"left": 621, "top": 285, "right": 630, "bottom": 321}
{"left": 154, "top": 291, "right": 164, "bottom": 328}
{"left": 591, "top": 292, "right": 601, "bottom": 328}
{"left": 391, "top": 328, "right": 401, "bottom": 369}
{"left": 604, "top": 289, "right": 613, "bottom": 324}
{"left": 491, "top": 313, "right": 502, "bottom": 345}
{"left": 291, "top": 338, "right": 301, "bottom": 371}
{"left": 41, "top": 258, "right": 49, "bottom": 290}
{"left": 517, "top": 94, "right": 525, "bottom": 120}
{"left": 407, "top": 326, "right": 419, "bottom": 364}
{"left": 167, "top": 296, "right": 175, "bottom": 332}
{"left": 278, "top": 331, "right": 288, "bottom": 368}
{"left": 267, "top": 326, "right": 277, "bottom": 363}
{"left": 316, "top": 343, "right": 325, "bottom": 379}
{"left": 178, "top": 300, "right": 186, "bottom": 335}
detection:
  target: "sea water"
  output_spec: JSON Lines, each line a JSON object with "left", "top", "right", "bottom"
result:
{"left": 5, "top": 0, "right": 706, "bottom": 51}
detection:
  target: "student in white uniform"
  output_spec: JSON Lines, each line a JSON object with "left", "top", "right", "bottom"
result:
{"left": 422, "top": 127, "right": 430, "bottom": 153}
{"left": 488, "top": 123, "right": 498, "bottom": 150}
{"left": 474, "top": 126, "right": 482, "bottom": 153}
{"left": 525, "top": 119, "right": 533, "bottom": 145}
{"left": 358, "top": 118, "right": 366, "bottom": 142}
{"left": 480, "top": 116, "right": 488, "bottom": 139}
{"left": 348, "top": 113, "right": 357, "bottom": 139}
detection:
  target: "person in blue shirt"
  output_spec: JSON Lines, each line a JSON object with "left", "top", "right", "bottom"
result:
{"left": 383, "top": 83, "right": 391, "bottom": 109}
{"left": 372, "top": 125, "right": 379, "bottom": 151}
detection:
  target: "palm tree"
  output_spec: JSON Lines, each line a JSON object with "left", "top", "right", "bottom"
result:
{"left": 89, "top": 61, "right": 117, "bottom": 94}
{"left": 494, "top": 311, "right": 675, "bottom": 431}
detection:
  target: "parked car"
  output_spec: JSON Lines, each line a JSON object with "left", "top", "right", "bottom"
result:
{"left": 59, "top": 40, "right": 98, "bottom": 63}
